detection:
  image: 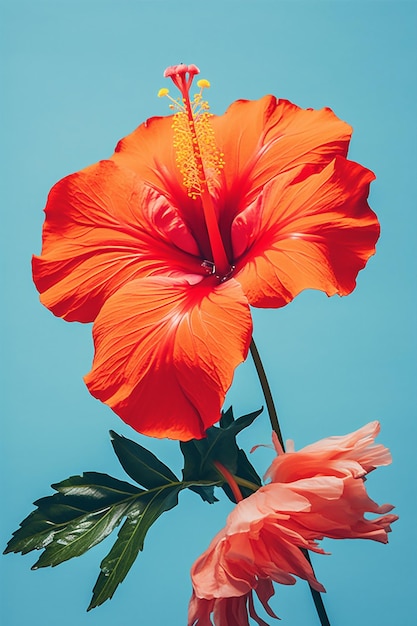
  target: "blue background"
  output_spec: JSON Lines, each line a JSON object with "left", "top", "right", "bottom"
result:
{"left": 1, "top": 1, "right": 416, "bottom": 625}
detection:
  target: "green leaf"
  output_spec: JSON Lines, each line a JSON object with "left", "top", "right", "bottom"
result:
{"left": 180, "top": 406, "right": 263, "bottom": 503}
{"left": 4, "top": 442, "right": 187, "bottom": 610}
{"left": 4, "top": 473, "right": 143, "bottom": 567}
{"left": 53, "top": 472, "right": 142, "bottom": 504}
{"left": 187, "top": 484, "right": 219, "bottom": 504}
{"left": 110, "top": 431, "right": 178, "bottom": 489}
{"left": 219, "top": 405, "right": 235, "bottom": 428}
{"left": 204, "top": 407, "right": 264, "bottom": 472}
{"left": 33, "top": 502, "right": 134, "bottom": 569}
{"left": 88, "top": 484, "right": 181, "bottom": 610}
{"left": 180, "top": 439, "right": 221, "bottom": 503}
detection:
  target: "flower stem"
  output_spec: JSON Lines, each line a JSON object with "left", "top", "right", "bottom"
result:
{"left": 249, "top": 338, "right": 284, "bottom": 450}
{"left": 302, "top": 550, "right": 331, "bottom": 626}
{"left": 249, "top": 336, "right": 331, "bottom": 626}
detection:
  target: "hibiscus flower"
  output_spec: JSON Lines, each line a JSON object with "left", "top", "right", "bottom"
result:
{"left": 188, "top": 422, "right": 397, "bottom": 625}
{"left": 32, "top": 64, "right": 379, "bottom": 440}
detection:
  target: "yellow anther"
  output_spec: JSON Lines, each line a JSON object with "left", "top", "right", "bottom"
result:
{"left": 172, "top": 105, "right": 224, "bottom": 197}
{"left": 158, "top": 88, "right": 169, "bottom": 97}
{"left": 161, "top": 70, "right": 223, "bottom": 198}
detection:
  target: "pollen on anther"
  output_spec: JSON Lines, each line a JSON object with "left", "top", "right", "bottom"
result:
{"left": 162, "top": 71, "right": 224, "bottom": 197}
{"left": 158, "top": 88, "right": 170, "bottom": 98}
{"left": 172, "top": 105, "right": 224, "bottom": 197}
{"left": 197, "top": 79, "right": 211, "bottom": 89}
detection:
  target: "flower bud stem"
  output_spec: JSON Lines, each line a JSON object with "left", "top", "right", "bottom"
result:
{"left": 213, "top": 461, "right": 243, "bottom": 503}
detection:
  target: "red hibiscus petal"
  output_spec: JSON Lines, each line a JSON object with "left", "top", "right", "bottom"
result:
{"left": 229, "top": 194, "right": 263, "bottom": 259}
{"left": 111, "top": 114, "right": 180, "bottom": 189}
{"left": 84, "top": 276, "right": 252, "bottom": 441}
{"left": 110, "top": 115, "right": 215, "bottom": 254}
{"left": 234, "top": 157, "right": 378, "bottom": 307}
{"left": 141, "top": 184, "right": 200, "bottom": 256}
{"left": 212, "top": 96, "right": 352, "bottom": 200}
{"left": 32, "top": 160, "right": 201, "bottom": 322}
{"left": 111, "top": 97, "right": 352, "bottom": 236}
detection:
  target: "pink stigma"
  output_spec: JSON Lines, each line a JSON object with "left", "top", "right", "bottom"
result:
{"left": 163, "top": 64, "right": 200, "bottom": 95}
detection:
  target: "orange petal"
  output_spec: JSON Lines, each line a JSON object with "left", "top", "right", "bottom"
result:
{"left": 84, "top": 276, "right": 252, "bottom": 441}
{"left": 212, "top": 96, "right": 352, "bottom": 200}
{"left": 234, "top": 157, "right": 379, "bottom": 307}
{"left": 110, "top": 114, "right": 185, "bottom": 194}
{"left": 32, "top": 160, "right": 201, "bottom": 322}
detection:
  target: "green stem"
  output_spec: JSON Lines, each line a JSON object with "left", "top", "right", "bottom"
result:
{"left": 303, "top": 550, "right": 331, "bottom": 626}
{"left": 249, "top": 336, "right": 331, "bottom": 626}
{"left": 249, "top": 339, "right": 284, "bottom": 449}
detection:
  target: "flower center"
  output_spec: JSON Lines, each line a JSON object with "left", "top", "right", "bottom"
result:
{"left": 159, "top": 64, "right": 231, "bottom": 279}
